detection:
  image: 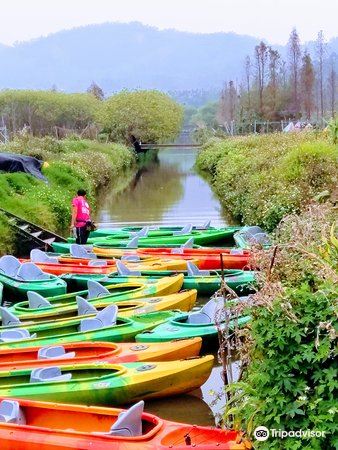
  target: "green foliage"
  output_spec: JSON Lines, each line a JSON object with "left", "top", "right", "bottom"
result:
{"left": 0, "top": 137, "right": 135, "bottom": 254}
{"left": 328, "top": 118, "right": 338, "bottom": 144}
{"left": 190, "top": 101, "right": 219, "bottom": 128}
{"left": 97, "top": 90, "right": 183, "bottom": 143}
{"left": 196, "top": 133, "right": 338, "bottom": 231}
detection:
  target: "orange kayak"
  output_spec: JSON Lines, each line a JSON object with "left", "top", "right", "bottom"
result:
{"left": 0, "top": 397, "right": 252, "bottom": 449}
{"left": 0, "top": 339, "right": 202, "bottom": 371}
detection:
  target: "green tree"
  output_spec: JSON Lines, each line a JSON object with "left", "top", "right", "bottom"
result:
{"left": 97, "top": 90, "right": 183, "bottom": 143}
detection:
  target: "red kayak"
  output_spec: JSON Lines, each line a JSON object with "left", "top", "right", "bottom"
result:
{"left": 0, "top": 397, "right": 252, "bottom": 449}
{"left": 137, "top": 248, "right": 251, "bottom": 270}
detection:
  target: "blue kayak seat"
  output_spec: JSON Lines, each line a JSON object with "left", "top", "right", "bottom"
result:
{"left": 109, "top": 400, "right": 144, "bottom": 437}
{"left": 229, "top": 248, "right": 244, "bottom": 255}
{"left": 126, "top": 237, "right": 139, "bottom": 248}
{"left": 70, "top": 244, "right": 97, "bottom": 259}
{"left": 0, "top": 400, "right": 26, "bottom": 425}
{"left": 187, "top": 297, "right": 224, "bottom": 324}
{"left": 27, "top": 291, "right": 52, "bottom": 309}
{"left": 30, "top": 366, "right": 72, "bottom": 383}
{"left": 121, "top": 255, "right": 141, "bottom": 262}
{"left": 116, "top": 261, "right": 141, "bottom": 276}
{"left": 30, "top": 249, "right": 58, "bottom": 264}
{"left": 173, "top": 224, "right": 193, "bottom": 236}
{"left": 87, "top": 280, "right": 110, "bottom": 299}
{"left": 0, "top": 307, "right": 22, "bottom": 326}
{"left": 79, "top": 304, "right": 118, "bottom": 332}
{"left": 0, "top": 255, "right": 21, "bottom": 278}
{"left": 186, "top": 262, "right": 210, "bottom": 277}
{"left": 171, "top": 237, "right": 194, "bottom": 254}
{"left": 16, "top": 263, "right": 50, "bottom": 281}
{"left": 76, "top": 296, "right": 98, "bottom": 316}
{"left": 132, "top": 227, "right": 149, "bottom": 238}
{"left": 0, "top": 328, "right": 37, "bottom": 342}
{"left": 88, "top": 260, "right": 108, "bottom": 267}
{"left": 38, "top": 346, "right": 76, "bottom": 360}
{"left": 148, "top": 226, "right": 159, "bottom": 230}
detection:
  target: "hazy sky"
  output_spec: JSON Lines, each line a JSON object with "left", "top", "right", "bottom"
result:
{"left": 0, "top": 0, "right": 337, "bottom": 46}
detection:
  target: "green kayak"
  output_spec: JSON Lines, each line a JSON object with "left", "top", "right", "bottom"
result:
{"left": 0, "top": 256, "right": 66, "bottom": 302}
{"left": 62, "top": 269, "right": 256, "bottom": 296}
{"left": 136, "top": 312, "right": 251, "bottom": 350}
{"left": 0, "top": 310, "right": 179, "bottom": 349}
{"left": 8, "top": 275, "right": 184, "bottom": 318}
{"left": 0, "top": 356, "right": 214, "bottom": 405}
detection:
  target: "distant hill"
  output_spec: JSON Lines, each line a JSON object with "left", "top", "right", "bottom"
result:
{"left": 0, "top": 22, "right": 336, "bottom": 97}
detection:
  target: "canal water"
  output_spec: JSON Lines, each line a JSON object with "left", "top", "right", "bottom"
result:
{"left": 96, "top": 147, "right": 237, "bottom": 426}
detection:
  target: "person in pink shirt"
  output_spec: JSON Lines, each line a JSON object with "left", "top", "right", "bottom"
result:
{"left": 70, "top": 189, "right": 92, "bottom": 244}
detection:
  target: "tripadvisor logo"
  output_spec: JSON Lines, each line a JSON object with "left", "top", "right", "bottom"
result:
{"left": 254, "top": 426, "right": 326, "bottom": 441}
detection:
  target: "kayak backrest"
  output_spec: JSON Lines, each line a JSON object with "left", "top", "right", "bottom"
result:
{"left": 133, "top": 227, "right": 149, "bottom": 238}
{"left": 202, "top": 219, "right": 211, "bottom": 229}
{"left": 30, "top": 366, "right": 72, "bottom": 383}
{"left": 171, "top": 237, "right": 194, "bottom": 254}
{"left": 79, "top": 304, "right": 118, "bottom": 332}
{"left": 186, "top": 261, "right": 210, "bottom": 277}
{"left": 70, "top": 244, "right": 97, "bottom": 259}
{"left": 88, "top": 260, "right": 108, "bottom": 267}
{"left": 0, "top": 400, "right": 26, "bottom": 425}
{"left": 229, "top": 249, "right": 244, "bottom": 255}
{"left": 116, "top": 261, "right": 141, "bottom": 277}
{"left": 121, "top": 255, "right": 141, "bottom": 262}
{"left": 38, "top": 346, "right": 76, "bottom": 360}
{"left": 87, "top": 280, "right": 110, "bottom": 299}
{"left": 16, "top": 263, "right": 50, "bottom": 281}
{"left": 126, "top": 237, "right": 139, "bottom": 248}
{"left": 0, "top": 307, "right": 22, "bottom": 326}
{"left": 0, "top": 328, "right": 37, "bottom": 342}
{"left": 173, "top": 224, "right": 193, "bottom": 236}
{"left": 27, "top": 291, "right": 52, "bottom": 309}
{"left": 0, "top": 255, "right": 21, "bottom": 278}
{"left": 187, "top": 298, "right": 224, "bottom": 324}
{"left": 109, "top": 400, "right": 144, "bottom": 437}
{"left": 30, "top": 249, "right": 58, "bottom": 264}
{"left": 76, "top": 296, "right": 98, "bottom": 316}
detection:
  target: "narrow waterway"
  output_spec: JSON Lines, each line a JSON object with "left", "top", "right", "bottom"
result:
{"left": 95, "top": 147, "right": 237, "bottom": 426}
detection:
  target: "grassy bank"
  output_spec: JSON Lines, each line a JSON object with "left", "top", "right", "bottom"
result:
{"left": 196, "top": 132, "right": 338, "bottom": 231}
{"left": 0, "top": 135, "right": 135, "bottom": 254}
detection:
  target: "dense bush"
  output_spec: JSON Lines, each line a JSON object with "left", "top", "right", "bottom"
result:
{"left": 97, "top": 90, "right": 183, "bottom": 143}
{"left": 0, "top": 137, "right": 135, "bottom": 253}
{"left": 196, "top": 133, "right": 338, "bottom": 231}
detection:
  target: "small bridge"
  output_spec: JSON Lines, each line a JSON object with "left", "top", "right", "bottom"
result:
{"left": 140, "top": 143, "right": 201, "bottom": 149}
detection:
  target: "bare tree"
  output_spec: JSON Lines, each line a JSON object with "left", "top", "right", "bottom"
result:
{"left": 267, "top": 48, "right": 281, "bottom": 116}
{"left": 300, "top": 51, "right": 315, "bottom": 121}
{"left": 255, "top": 41, "right": 269, "bottom": 116}
{"left": 327, "top": 54, "right": 337, "bottom": 118}
{"left": 244, "top": 56, "right": 252, "bottom": 112}
{"left": 316, "top": 31, "right": 327, "bottom": 119}
{"left": 288, "top": 28, "right": 301, "bottom": 117}
{"left": 87, "top": 81, "right": 105, "bottom": 100}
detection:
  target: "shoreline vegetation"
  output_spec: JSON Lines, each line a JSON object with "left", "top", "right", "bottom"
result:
{"left": 197, "top": 133, "right": 337, "bottom": 448}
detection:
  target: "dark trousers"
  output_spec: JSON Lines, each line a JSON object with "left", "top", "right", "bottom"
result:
{"left": 75, "top": 226, "right": 90, "bottom": 245}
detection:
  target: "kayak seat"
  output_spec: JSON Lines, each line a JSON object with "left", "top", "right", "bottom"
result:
{"left": 30, "top": 366, "right": 72, "bottom": 383}
{"left": 0, "top": 400, "right": 26, "bottom": 425}
{"left": 0, "top": 255, "right": 21, "bottom": 278}
{"left": 0, "top": 328, "right": 37, "bottom": 342}
{"left": 38, "top": 346, "right": 76, "bottom": 360}
{"left": 0, "top": 307, "right": 22, "bottom": 326}
{"left": 229, "top": 249, "right": 244, "bottom": 255}
{"left": 30, "top": 249, "right": 58, "bottom": 264}
{"left": 245, "top": 226, "right": 264, "bottom": 235}
{"left": 27, "top": 291, "right": 52, "bottom": 309}
{"left": 202, "top": 219, "right": 211, "bottom": 229}
{"left": 187, "top": 298, "right": 224, "bottom": 324}
{"left": 121, "top": 255, "right": 141, "bottom": 262}
{"left": 173, "top": 224, "right": 193, "bottom": 236}
{"left": 76, "top": 296, "right": 98, "bottom": 316}
{"left": 87, "top": 280, "right": 110, "bottom": 299}
{"left": 16, "top": 263, "right": 50, "bottom": 281}
{"left": 171, "top": 237, "right": 194, "bottom": 254}
{"left": 79, "top": 304, "right": 118, "bottom": 332}
{"left": 126, "top": 237, "right": 139, "bottom": 248}
{"left": 132, "top": 227, "right": 149, "bottom": 238}
{"left": 70, "top": 244, "right": 97, "bottom": 259}
{"left": 187, "top": 262, "right": 210, "bottom": 277}
{"left": 88, "top": 260, "right": 108, "bottom": 267}
{"left": 109, "top": 400, "right": 144, "bottom": 437}
{"left": 116, "top": 261, "right": 141, "bottom": 276}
